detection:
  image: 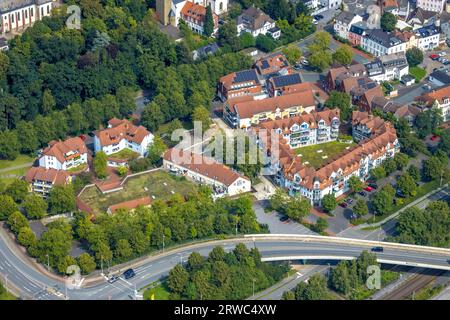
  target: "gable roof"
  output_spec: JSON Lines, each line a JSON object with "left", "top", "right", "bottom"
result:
{"left": 163, "top": 148, "right": 250, "bottom": 187}
{"left": 335, "top": 11, "right": 357, "bottom": 24}
{"left": 25, "top": 167, "right": 70, "bottom": 185}
{"left": 219, "top": 69, "right": 260, "bottom": 90}
{"left": 232, "top": 90, "right": 315, "bottom": 119}
{"left": 416, "top": 84, "right": 450, "bottom": 105}
{"left": 430, "top": 70, "right": 450, "bottom": 85}
{"left": 254, "top": 53, "right": 290, "bottom": 76}
{"left": 95, "top": 118, "right": 151, "bottom": 147}
{"left": 42, "top": 137, "right": 87, "bottom": 164}
{"left": 237, "top": 6, "right": 274, "bottom": 31}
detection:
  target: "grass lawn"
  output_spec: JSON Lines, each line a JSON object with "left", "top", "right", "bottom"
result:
{"left": 409, "top": 67, "right": 426, "bottom": 83}
{"left": 411, "top": 284, "right": 444, "bottom": 300}
{"left": 79, "top": 170, "right": 197, "bottom": 214}
{"left": 0, "top": 291, "right": 16, "bottom": 300}
{"left": 294, "top": 141, "right": 357, "bottom": 169}
{"left": 108, "top": 149, "right": 140, "bottom": 161}
{"left": 0, "top": 154, "right": 34, "bottom": 171}
{"left": 143, "top": 282, "right": 171, "bottom": 300}
{"left": 67, "top": 163, "right": 87, "bottom": 173}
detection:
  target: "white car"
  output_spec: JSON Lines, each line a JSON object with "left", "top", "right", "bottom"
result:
{"left": 439, "top": 51, "right": 447, "bottom": 57}
{"left": 300, "top": 59, "right": 309, "bottom": 66}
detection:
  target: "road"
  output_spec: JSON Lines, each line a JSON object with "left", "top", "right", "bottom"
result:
{"left": 1, "top": 225, "right": 450, "bottom": 300}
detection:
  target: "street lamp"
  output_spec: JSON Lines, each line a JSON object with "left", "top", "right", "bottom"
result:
{"left": 162, "top": 234, "right": 165, "bottom": 253}
{"left": 252, "top": 279, "right": 256, "bottom": 298}
{"left": 46, "top": 254, "right": 50, "bottom": 272}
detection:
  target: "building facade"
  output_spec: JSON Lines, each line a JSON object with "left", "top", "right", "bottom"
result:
{"left": 38, "top": 137, "right": 88, "bottom": 171}
{"left": 362, "top": 29, "right": 406, "bottom": 56}
{"left": 365, "top": 52, "right": 409, "bottom": 83}
{"left": 0, "top": 0, "right": 53, "bottom": 34}
{"left": 416, "top": 0, "right": 446, "bottom": 13}
{"left": 237, "top": 6, "right": 280, "bottom": 39}
{"left": 25, "top": 167, "right": 71, "bottom": 198}
{"left": 333, "top": 11, "right": 363, "bottom": 40}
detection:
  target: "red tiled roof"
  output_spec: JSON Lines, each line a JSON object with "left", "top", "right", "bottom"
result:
{"left": 25, "top": 167, "right": 70, "bottom": 185}
{"left": 108, "top": 197, "right": 152, "bottom": 214}
{"left": 43, "top": 137, "right": 87, "bottom": 164}
{"left": 95, "top": 118, "right": 151, "bottom": 147}
{"left": 163, "top": 148, "right": 250, "bottom": 187}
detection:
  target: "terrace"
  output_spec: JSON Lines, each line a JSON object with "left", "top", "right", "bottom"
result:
{"left": 294, "top": 141, "right": 357, "bottom": 169}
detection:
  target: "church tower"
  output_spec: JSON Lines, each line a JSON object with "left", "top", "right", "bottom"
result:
{"left": 156, "top": 0, "right": 172, "bottom": 25}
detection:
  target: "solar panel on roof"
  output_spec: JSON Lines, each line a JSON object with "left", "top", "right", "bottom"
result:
{"left": 234, "top": 70, "right": 258, "bottom": 83}
{"left": 273, "top": 74, "right": 302, "bottom": 87}
{"left": 261, "top": 60, "right": 270, "bottom": 69}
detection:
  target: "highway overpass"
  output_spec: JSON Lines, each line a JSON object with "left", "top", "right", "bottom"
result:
{"left": 1, "top": 230, "right": 450, "bottom": 300}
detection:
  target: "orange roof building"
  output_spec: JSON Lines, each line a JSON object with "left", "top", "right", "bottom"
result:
{"left": 25, "top": 167, "right": 71, "bottom": 198}
{"left": 163, "top": 148, "right": 252, "bottom": 198}
{"left": 107, "top": 197, "right": 152, "bottom": 215}
{"left": 39, "top": 137, "right": 88, "bottom": 171}
{"left": 256, "top": 111, "right": 399, "bottom": 205}
{"left": 254, "top": 53, "right": 291, "bottom": 76}
{"left": 94, "top": 118, "right": 154, "bottom": 164}
{"left": 180, "top": 1, "right": 219, "bottom": 37}
{"left": 415, "top": 84, "right": 450, "bottom": 122}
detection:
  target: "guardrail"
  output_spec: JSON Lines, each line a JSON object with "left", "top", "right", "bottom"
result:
{"left": 245, "top": 234, "right": 450, "bottom": 256}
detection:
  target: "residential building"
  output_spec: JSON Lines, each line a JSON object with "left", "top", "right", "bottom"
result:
{"left": 416, "top": 84, "right": 450, "bottom": 121}
{"left": 348, "top": 22, "right": 368, "bottom": 47}
{"left": 0, "top": 0, "right": 53, "bottom": 34}
{"left": 416, "top": 0, "right": 446, "bottom": 13}
{"left": 407, "top": 7, "right": 440, "bottom": 29}
{"left": 25, "top": 167, "right": 71, "bottom": 197}
{"left": 39, "top": 137, "right": 88, "bottom": 171}
{"left": 224, "top": 90, "right": 316, "bottom": 129}
{"left": 180, "top": 1, "right": 219, "bottom": 36}
{"left": 392, "top": 30, "right": 418, "bottom": 49}
{"left": 261, "top": 111, "right": 399, "bottom": 205}
{"left": 218, "top": 69, "right": 263, "bottom": 101}
{"left": 352, "top": 82, "right": 384, "bottom": 112}
{"left": 192, "top": 42, "right": 220, "bottom": 60}
{"left": 237, "top": 6, "right": 280, "bottom": 39}
{"left": 325, "top": 63, "right": 367, "bottom": 92}
{"left": 267, "top": 74, "right": 305, "bottom": 97}
{"left": 107, "top": 197, "right": 152, "bottom": 215}
{"left": 254, "top": 109, "right": 340, "bottom": 149}
{"left": 429, "top": 70, "right": 450, "bottom": 86}
{"left": 94, "top": 118, "right": 154, "bottom": 166}
{"left": 253, "top": 53, "right": 291, "bottom": 78}
{"left": 333, "top": 11, "right": 363, "bottom": 40}
{"left": 163, "top": 148, "right": 252, "bottom": 197}
{"left": 0, "top": 37, "right": 8, "bottom": 50}
{"left": 365, "top": 52, "right": 409, "bottom": 83}
{"left": 415, "top": 24, "right": 440, "bottom": 50}
{"left": 381, "top": 0, "right": 399, "bottom": 15}
{"left": 361, "top": 29, "right": 406, "bottom": 56}
{"left": 440, "top": 11, "right": 450, "bottom": 40}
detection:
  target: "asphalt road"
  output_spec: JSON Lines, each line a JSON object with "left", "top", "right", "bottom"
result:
{"left": 1, "top": 228, "right": 450, "bottom": 300}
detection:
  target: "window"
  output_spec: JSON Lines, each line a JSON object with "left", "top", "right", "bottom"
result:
{"left": 11, "top": 14, "right": 14, "bottom": 23}
{"left": 31, "top": 8, "right": 33, "bottom": 17}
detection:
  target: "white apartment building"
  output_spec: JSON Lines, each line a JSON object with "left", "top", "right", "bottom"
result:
{"left": 0, "top": 0, "right": 53, "bottom": 34}
{"left": 39, "top": 137, "right": 88, "bottom": 171}
{"left": 94, "top": 118, "right": 154, "bottom": 166}
{"left": 416, "top": 84, "right": 450, "bottom": 122}
{"left": 163, "top": 149, "right": 252, "bottom": 198}
{"left": 362, "top": 29, "right": 406, "bottom": 57}
{"left": 415, "top": 25, "right": 440, "bottom": 50}
{"left": 25, "top": 167, "right": 71, "bottom": 198}
{"left": 365, "top": 52, "right": 409, "bottom": 83}
{"left": 416, "top": 0, "right": 446, "bottom": 13}
{"left": 237, "top": 6, "right": 280, "bottom": 39}
{"left": 333, "top": 11, "right": 363, "bottom": 40}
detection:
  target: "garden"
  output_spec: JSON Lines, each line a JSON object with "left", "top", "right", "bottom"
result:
{"left": 294, "top": 140, "right": 357, "bottom": 169}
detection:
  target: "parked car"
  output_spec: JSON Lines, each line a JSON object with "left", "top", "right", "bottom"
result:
{"left": 345, "top": 198, "right": 354, "bottom": 205}
{"left": 368, "top": 183, "right": 378, "bottom": 189}
{"left": 430, "top": 54, "right": 439, "bottom": 60}
{"left": 358, "top": 191, "right": 367, "bottom": 196}
{"left": 313, "top": 14, "right": 324, "bottom": 20}
{"left": 364, "top": 186, "right": 373, "bottom": 192}
{"left": 293, "top": 64, "right": 302, "bottom": 71}
{"left": 300, "top": 58, "right": 309, "bottom": 66}
{"left": 439, "top": 51, "right": 447, "bottom": 57}
{"left": 123, "top": 269, "right": 136, "bottom": 280}
{"left": 108, "top": 275, "right": 120, "bottom": 284}
{"left": 339, "top": 202, "right": 348, "bottom": 208}
{"left": 279, "top": 215, "right": 289, "bottom": 222}
{"left": 430, "top": 135, "right": 440, "bottom": 141}
{"left": 396, "top": 189, "right": 406, "bottom": 198}
{"left": 443, "top": 60, "right": 450, "bottom": 65}
{"left": 371, "top": 246, "right": 384, "bottom": 252}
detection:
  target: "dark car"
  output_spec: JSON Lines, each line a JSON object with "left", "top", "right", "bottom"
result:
{"left": 279, "top": 215, "right": 289, "bottom": 222}
{"left": 339, "top": 202, "right": 348, "bottom": 208}
{"left": 358, "top": 191, "right": 367, "bottom": 196}
{"left": 314, "top": 15, "right": 324, "bottom": 20}
{"left": 108, "top": 275, "right": 120, "bottom": 284}
{"left": 345, "top": 198, "right": 354, "bottom": 205}
{"left": 293, "top": 64, "right": 302, "bottom": 70}
{"left": 371, "top": 246, "right": 384, "bottom": 252}
{"left": 396, "top": 189, "right": 406, "bottom": 198}
{"left": 368, "top": 183, "right": 378, "bottom": 189}
{"left": 123, "top": 268, "right": 136, "bottom": 280}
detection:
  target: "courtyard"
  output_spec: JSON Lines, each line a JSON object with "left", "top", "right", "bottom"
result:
{"left": 294, "top": 140, "right": 356, "bottom": 169}
{"left": 79, "top": 170, "right": 197, "bottom": 214}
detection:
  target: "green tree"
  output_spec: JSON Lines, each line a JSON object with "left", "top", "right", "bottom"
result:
{"left": 333, "top": 45, "right": 353, "bottom": 66}
{"left": 5, "top": 179, "right": 29, "bottom": 203}
{"left": 294, "top": 274, "right": 330, "bottom": 300}
{"left": 48, "top": 185, "right": 76, "bottom": 214}
{"left": 203, "top": 5, "right": 214, "bottom": 37}
{"left": 7, "top": 211, "right": 29, "bottom": 234}
{"left": 255, "top": 34, "right": 277, "bottom": 52}
{"left": 141, "top": 101, "right": 165, "bottom": 132}
{"left": 42, "top": 89, "right": 56, "bottom": 115}
{"left": 116, "top": 166, "right": 128, "bottom": 177}
{"left": 0, "top": 131, "right": 20, "bottom": 160}
{"left": 370, "top": 166, "right": 386, "bottom": 181}
{"left": 239, "top": 32, "right": 256, "bottom": 49}
{"left": 313, "top": 217, "right": 328, "bottom": 233}
{"left": 282, "top": 45, "right": 302, "bottom": 65}
{"left": 23, "top": 194, "right": 48, "bottom": 219}
{"left": 17, "top": 227, "right": 37, "bottom": 249}
{"left": 324, "top": 91, "right": 352, "bottom": 121}
{"left": 285, "top": 195, "right": 311, "bottom": 221}
{"left": 353, "top": 199, "right": 368, "bottom": 217}
{"left": 16, "top": 121, "right": 38, "bottom": 154}
{"left": 382, "top": 158, "right": 397, "bottom": 175}
{"left": 57, "top": 256, "right": 78, "bottom": 275}
{"left": 168, "top": 264, "right": 189, "bottom": 294}
{"left": 0, "top": 195, "right": 18, "bottom": 220}
{"left": 407, "top": 165, "right": 421, "bottom": 182}
{"left": 380, "top": 12, "right": 397, "bottom": 32}
{"left": 218, "top": 21, "right": 241, "bottom": 52}
{"left": 308, "top": 45, "right": 332, "bottom": 71}
{"left": 147, "top": 136, "right": 167, "bottom": 166}
{"left": 282, "top": 290, "right": 295, "bottom": 300}
{"left": 192, "top": 106, "right": 212, "bottom": 131}
{"left": 397, "top": 173, "right": 417, "bottom": 198}
{"left": 406, "top": 48, "right": 424, "bottom": 67}
{"left": 77, "top": 253, "right": 97, "bottom": 274}
{"left": 422, "top": 156, "right": 445, "bottom": 181}
{"left": 321, "top": 194, "right": 337, "bottom": 213}
{"left": 372, "top": 185, "right": 395, "bottom": 215}
{"left": 393, "top": 153, "right": 409, "bottom": 170}
{"left": 94, "top": 151, "right": 108, "bottom": 179}
{"left": 115, "top": 239, "right": 133, "bottom": 260}
{"left": 348, "top": 176, "right": 363, "bottom": 193}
